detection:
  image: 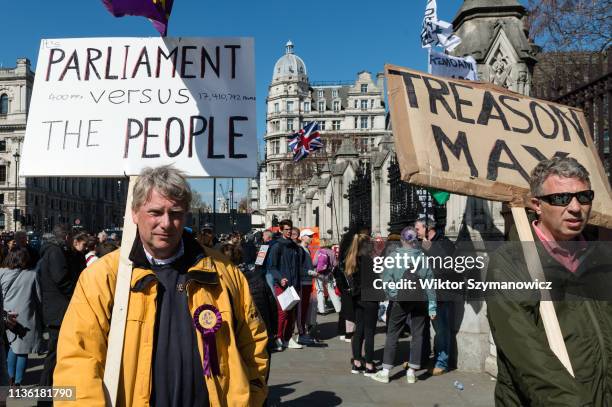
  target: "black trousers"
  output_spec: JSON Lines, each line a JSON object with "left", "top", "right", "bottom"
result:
{"left": 351, "top": 300, "right": 379, "bottom": 364}
{"left": 37, "top": 327, "right": 59, "bottom": 407}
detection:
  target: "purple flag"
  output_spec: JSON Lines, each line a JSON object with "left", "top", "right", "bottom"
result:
{"left": 102, "top": 0, "right": 174, "bottom": 36}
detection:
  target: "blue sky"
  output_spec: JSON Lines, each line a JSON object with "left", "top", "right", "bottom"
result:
{"left": 1, "top": 0, "right": 467, "bottom": 207}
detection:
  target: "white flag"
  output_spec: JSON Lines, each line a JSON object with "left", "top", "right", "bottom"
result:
{"left": 420, "top": 0, "right": 462, "bottom": 51}
{"left": 428, "top": 50, "right": 478, "bottom": 81}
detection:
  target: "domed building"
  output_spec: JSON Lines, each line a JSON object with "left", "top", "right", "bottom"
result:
{"left": 271, "top": 41, "right": 308, "bottom": 84}
{"left": 255, "top": 41, "right": 391, "bottom": 238}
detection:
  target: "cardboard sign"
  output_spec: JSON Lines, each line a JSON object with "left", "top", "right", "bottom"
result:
{"left": 385, "top": 65, "right": 612, "bottom": 228}
{"left": 22, "top": 37, "right": 257, "bottom": 178}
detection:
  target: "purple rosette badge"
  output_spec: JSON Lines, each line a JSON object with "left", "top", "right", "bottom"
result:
{"left": 193, "top": 304, "right": 222, "bottom": 378}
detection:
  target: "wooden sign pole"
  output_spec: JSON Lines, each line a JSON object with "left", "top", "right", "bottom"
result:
{"left": 103, "top": 176, "right": 139, "bottom": 406}
{"left": 510, "top": 206, "right": 575, "bottom": 377}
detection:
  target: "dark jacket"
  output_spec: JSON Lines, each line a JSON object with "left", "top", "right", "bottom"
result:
{"left": 423, "top": 232, "right": 458, "bottom": 301}
{"left": 38, "top": 239, "right": 80, "bottom": 327}
{"left": 268, "top": 237, "right": 303, "bottom": 290}
{"left": 347, "top": 254, "right": 374, "bottom": 300}
{"left": 239, "top": 264, "right": 278, "bottom": 341}
{"left": 486, "top": 238, "right": 612, "bottom": 407}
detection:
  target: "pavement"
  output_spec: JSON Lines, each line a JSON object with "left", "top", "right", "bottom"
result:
{"left": 8, "top": 313, "right": 496, "bottom": 407}
{"left": 267, "top": 313, "right": 496, "bottom": 407}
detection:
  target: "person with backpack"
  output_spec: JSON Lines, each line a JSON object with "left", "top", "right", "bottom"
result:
{"left": 371, "top": 226, "right": 436, "bottom": 384}
{"left": 313, "top": 238, "right": 341, "bottom": 314}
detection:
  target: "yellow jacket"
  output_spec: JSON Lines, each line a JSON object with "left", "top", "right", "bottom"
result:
{"left": 54, "top": 243, "right": 269, "bottom": 407}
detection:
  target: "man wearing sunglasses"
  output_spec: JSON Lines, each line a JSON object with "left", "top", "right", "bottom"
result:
{"left": 487, "top": 157, "right": 612, "bottom": 407}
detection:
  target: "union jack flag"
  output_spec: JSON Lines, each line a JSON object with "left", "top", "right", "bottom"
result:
{"left": 288, "top": 122, "right": 324, "bottom": 162}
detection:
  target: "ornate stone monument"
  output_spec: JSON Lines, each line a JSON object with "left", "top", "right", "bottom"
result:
{"left": 447, "top": 0, "right": 539, "bottom": 374}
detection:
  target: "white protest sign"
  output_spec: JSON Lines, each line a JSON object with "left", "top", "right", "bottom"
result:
{"left": 429, "top": 50, "right": 478, "bottom": 81}
{"left": 420, "top": 0, "right": 461, "bottom": 51}
{"left": 255, "top": 244, "right": 269, "bottom": 266}
{"left": 22, "top": 37, "right": 256, "bottom": 177}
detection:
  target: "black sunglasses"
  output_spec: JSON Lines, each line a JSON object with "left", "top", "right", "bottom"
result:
{"left": 537, "top": 190, "right": 594, "bottom": 206}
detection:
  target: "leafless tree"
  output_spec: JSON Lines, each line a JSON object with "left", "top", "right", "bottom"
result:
{"left": 526, "top": 0, "right": 611, "bottom": 52}
{"left": 279, "top": 133, "right": 345, "bottom": 188}
{"left": 191, "top": 190, "right": 204, "bottom": 209}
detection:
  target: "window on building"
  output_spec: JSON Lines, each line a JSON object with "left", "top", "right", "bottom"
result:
{"left": 318, "top": 89, "right": 324, "bottom": 98}
{"left": 271, "top": 139, "right": 280, "bottom": 155}
{"left": 318, "top": 101, "right": 325, "bottom": 112}
{"left": 361, "top": 84, "right": 368, "bottom": 93}
{"left": 0, "top": 140, "right": 6, "bottom": 152}
{"left": 332, "top": 120, "right": 341, "bottom": 130}
{"left": 332, "top": 139, "right": 342, "bottom": 153}
{"left": 304, "top": 101, "right": 310, "bottom": 112}
{"left": 0, "top": 166, "right": 6, "bottom": 184}
{"left": 0, "top": 213, "right": 5, "bottom": 230}
{"left": 287, "top": 118, "right": 294, "bottom": 131}
{"left": 0, "top": 194, "right": 4, "bottom": 204}
{"left": 360, "top": 116, "right": 368, "bottom": 129}
{"left": 286, "top": 101, "right": 294, "bottom": 112}
{"left": 361, "top": 99, "right": 368, "bottom": 110}
{"left": 371, "top": 116, "right": 375, "bottom": 129}
{"left": 354, "top": 100, "right": 358, "bottom": 109}
{"left": 272, "top": 120, "right": 280, "bottom": 132}
{"left": 274, "top": 102, "right": 279, "bottom": 113}
{"left": 332, "top": 89, "right": 338, "bottom": 98}
{"left": 370, "top": 99, "right": 375, "bottom": 108}
{"left": 270, "top": 164, "right": 278, "bottom": 179}
{"left": 354, "top": 117, "right": 358, "bottom": 128}
{"left": 0, "top": 94, "right": 7, "bottom": 115}
{"left": 318, "top": 121, "right": 326, "bottom": 131}
{"left": 286, "top": 188, "right": 294, "bottom": 204}
{"left": 271, "top": 189, "right": 280, "bottom": 205}
{"left": 333, "top": 100, "right": 340, "bottom": 112}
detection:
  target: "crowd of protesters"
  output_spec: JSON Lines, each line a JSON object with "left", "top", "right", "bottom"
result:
{"left": 0, "top": 218, "right": 451, "bottom": 391}
{"left": 193, "top": 217, "right": 457, "bottom": 386}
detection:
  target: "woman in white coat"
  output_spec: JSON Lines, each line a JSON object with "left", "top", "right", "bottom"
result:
{"left": 0, "top": 247, "right": 42, "bottom": 386}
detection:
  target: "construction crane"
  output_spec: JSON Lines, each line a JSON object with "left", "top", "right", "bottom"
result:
{"left": 218, "top": 183, "right": 229, "bottom": 213}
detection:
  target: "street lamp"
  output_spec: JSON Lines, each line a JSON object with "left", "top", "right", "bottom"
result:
{"left": 13, "top": 151, "right": 20, "bottom": 231}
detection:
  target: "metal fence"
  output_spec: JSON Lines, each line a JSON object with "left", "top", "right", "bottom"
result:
{"left": 533, "top": 52, "right": 611, "bottom": 185}
{"left": 348, "top": 161, "right": 372, "bottom": 231}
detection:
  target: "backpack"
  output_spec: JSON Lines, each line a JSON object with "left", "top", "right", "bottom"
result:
{"left": 316, "top": 250, "right": 332, "bottom": 275}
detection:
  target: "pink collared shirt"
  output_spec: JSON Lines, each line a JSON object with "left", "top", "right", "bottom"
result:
{"left": 532, "top": 221, "right": 587, "bottom": 273}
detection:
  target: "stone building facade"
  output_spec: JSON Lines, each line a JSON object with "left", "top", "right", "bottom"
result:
{"left": 0, "top": 59, "right": 127, "bottom": 233}
{"left": 260, "top": 41, "right": 390, "bottom": 237}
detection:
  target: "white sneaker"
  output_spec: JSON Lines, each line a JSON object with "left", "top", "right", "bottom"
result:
{"left": 287, "top": 338, "right": 303, "bottom": 349}
{"left": 406, "top": 371, "right": 417, "bottom": 384}
{"left": 371, "top": 371, "right": 390, "bottom": 383}
{"left": 274, "top": 339, "right": 284, "bottom": 351}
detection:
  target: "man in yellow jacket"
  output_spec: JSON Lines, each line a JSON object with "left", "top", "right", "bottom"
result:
{"left": 54, "top": 165, "right": 269, "bottom": 407}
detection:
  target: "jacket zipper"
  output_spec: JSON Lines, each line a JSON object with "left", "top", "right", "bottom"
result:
{"left": 584, "top": 301, "right": 608, "bottom": 391}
